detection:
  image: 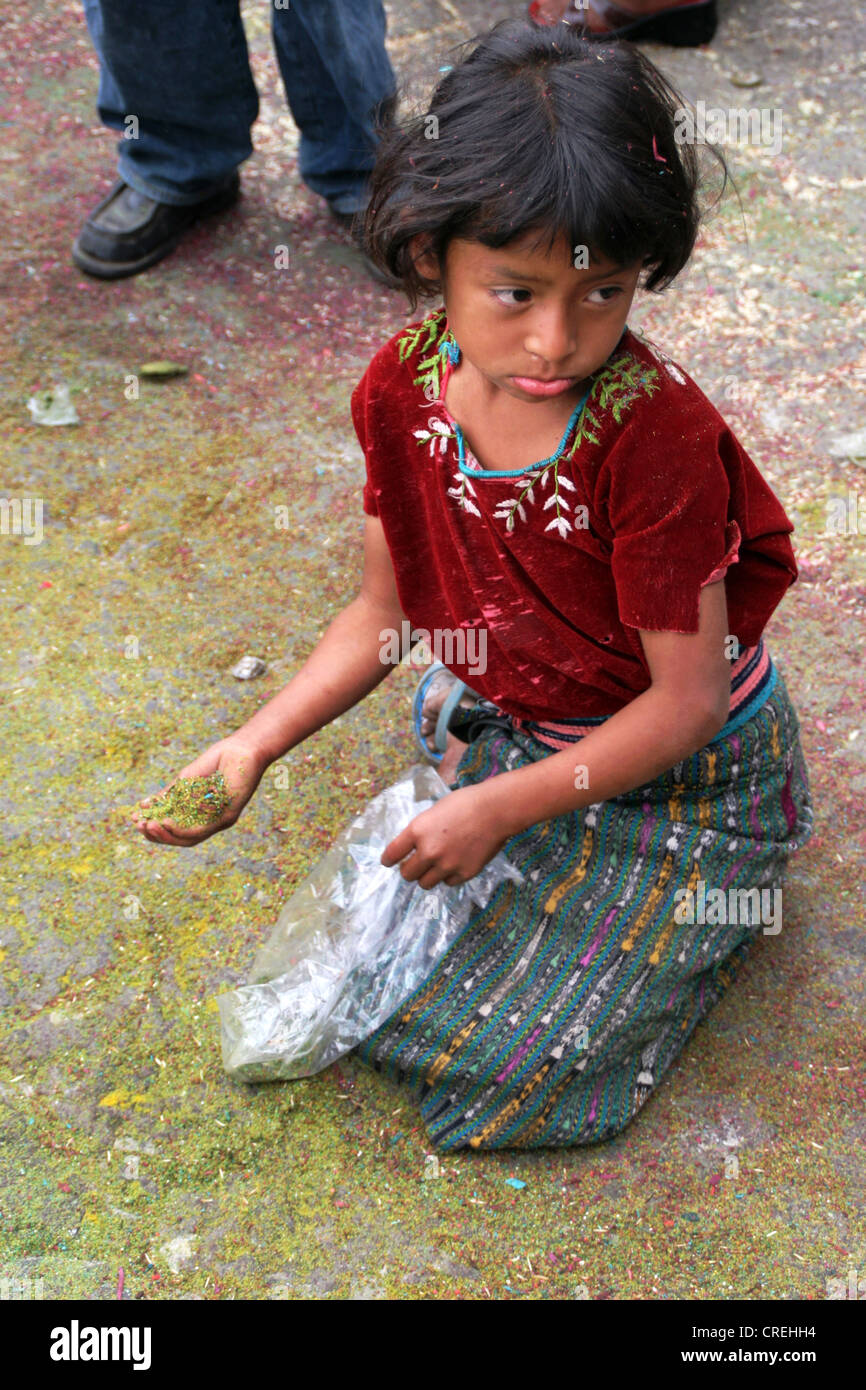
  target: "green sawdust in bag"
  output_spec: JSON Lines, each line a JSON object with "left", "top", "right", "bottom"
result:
{"left": 134, "top": 772, "right": 233, "bottom": 828}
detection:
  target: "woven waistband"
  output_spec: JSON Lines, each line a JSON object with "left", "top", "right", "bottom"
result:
{"left": 511, "top": 639, "right": 776, "bottom": 751}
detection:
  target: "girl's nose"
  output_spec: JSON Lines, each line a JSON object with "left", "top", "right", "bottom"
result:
{"left": 524, "top": 308, "right": 578, "bottom": 369}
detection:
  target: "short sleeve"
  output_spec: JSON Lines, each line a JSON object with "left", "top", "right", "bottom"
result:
{"left": 350, "top": 367, "right": 379, "bottom": 517}
{"left": 605, "top": 420, "right": 746, "bottom": 635}
{"left": 700, "top": 521, "right": 742, "bottom": 589}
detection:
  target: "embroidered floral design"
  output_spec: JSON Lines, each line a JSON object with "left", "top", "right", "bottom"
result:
{"left": 398, "top": 308, "right": 452, "bottom": 402}
{"left": 491, "top": 352, "right": 660, "bottom": 535}
{"left": 493, "top": 466, "right": 578, "bottom": 537}
{"left": 446, "top": 469, "right": 481, "bottom": 518}
{"left": 413, "top": 416, "right": 455, "bottom": 458}
{"left": 398, "top": 309, "right": 661, "bottom": 534}
{"left": 401, "top": 309, "right": 485, "bottom": 518}
{"left": 564, "top": 354, "right": 661, "bottom": 456}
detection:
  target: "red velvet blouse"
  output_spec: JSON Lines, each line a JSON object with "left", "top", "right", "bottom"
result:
{"left": 351, "top": 306, "right": 798, "bottom": 723}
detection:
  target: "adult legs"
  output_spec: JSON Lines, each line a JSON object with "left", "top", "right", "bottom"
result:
{"left": 75, "top": 0, "right": 397, "bottom": 277}
{"left": 270, "top": 0, "right": 397, "bottom": 215}
{"left": 80, "top": 0, "right": 258, "bottom": 205}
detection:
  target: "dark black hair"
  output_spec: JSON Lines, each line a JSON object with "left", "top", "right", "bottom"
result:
{"left": 362, "top": 18, "right": 727, "bottom": 309}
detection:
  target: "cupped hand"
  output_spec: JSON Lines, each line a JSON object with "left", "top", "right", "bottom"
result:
{"left": 129, "top": 736, "right": 269, "bottom": 847}
{"left": 381, "top": 783, "right": 509, "bottom": 889}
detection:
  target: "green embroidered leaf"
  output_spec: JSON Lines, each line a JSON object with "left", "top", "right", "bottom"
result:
{"left": 397, "top": 307, "right": 447, "bottom": 365}
{"left": 400, "top": 307, "right": 451, "bottom": 398}
{"left": 565, "top": 352, "right": 660, "bottom": 458}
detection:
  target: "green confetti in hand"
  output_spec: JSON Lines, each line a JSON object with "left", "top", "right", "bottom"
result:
{"left": 135, "top": 772, "right": 232, "bottom": 828}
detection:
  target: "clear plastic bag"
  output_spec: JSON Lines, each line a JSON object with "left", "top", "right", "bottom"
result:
{"left": 217, "top": 763, "right": 524, "bottom": 1082}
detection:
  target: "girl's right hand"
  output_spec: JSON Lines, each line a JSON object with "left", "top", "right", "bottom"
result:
{"left": 129, "top": 736, "right": 270, "bottom": 847}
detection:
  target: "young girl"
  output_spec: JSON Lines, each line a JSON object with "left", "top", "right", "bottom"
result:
{"left": 132, "top": 20, "right": 813, "bottom": 1151}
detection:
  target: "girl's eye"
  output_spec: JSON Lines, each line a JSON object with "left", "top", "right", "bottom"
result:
{"left": 491, "top": 288, "right": 532, "bottom": 306}
{"left": 587, "top": 285, "right": 623, "bottom": 304}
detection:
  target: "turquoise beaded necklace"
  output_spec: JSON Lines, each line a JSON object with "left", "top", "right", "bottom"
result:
{"left": 441, "top": 335, "right": 590, "bottom": 480}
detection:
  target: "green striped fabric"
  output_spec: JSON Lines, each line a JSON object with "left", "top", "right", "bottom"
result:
{"left": 355, "top": 662, "right": 813, "bottom": 1150}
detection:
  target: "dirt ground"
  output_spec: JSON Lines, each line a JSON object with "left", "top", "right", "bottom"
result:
{"left": 0, "top": 0, "right": 863, "bottom": 1301}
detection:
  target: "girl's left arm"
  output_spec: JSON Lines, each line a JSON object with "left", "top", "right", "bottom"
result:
{"left": 383, "top": 580, "right": 732, "bottom": 888}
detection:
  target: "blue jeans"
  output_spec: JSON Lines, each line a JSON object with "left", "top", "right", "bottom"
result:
{"left": 81, "top": 0, "right": 397, "bottom": 212}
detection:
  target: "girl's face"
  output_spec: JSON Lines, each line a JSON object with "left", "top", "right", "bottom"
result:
{"left": 418, "top": 229, "right": 642, "bottom": 406}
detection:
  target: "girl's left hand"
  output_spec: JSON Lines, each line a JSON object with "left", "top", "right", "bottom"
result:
{"left": 381, "top": 784, "right": 510, "bottom": 889}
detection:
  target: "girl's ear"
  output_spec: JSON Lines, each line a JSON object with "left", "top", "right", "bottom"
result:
{"left": 409, "top": 233, "right": 440, "bottom": 283}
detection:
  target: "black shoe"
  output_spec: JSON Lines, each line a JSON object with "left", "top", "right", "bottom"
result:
{"left": 327, "top": 202, "right": 402, "bottom": 290}
{"left": 72, "top": 173, "right": 241, "bottom": 280}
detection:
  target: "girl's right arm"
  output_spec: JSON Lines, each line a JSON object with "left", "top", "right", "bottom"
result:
{"left": 132, "top": 517, "right": 407, "bottom": 846}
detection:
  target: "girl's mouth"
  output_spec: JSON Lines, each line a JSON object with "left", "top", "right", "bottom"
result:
{"left": 510, "top": 376, "right": 579, "bottom": 397}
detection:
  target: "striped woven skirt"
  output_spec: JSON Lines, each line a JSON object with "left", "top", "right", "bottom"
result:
{"left": 354, "top": 645, "right": 813, "bottom": 1150}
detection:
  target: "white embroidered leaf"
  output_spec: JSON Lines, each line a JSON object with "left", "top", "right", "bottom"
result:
{"left": 543, "top": 493, "right": 559, "bottom": 511}
{"left": 498, "top": 498, "right": 519, "bottom": 509}
{"left": 517, "top": 504, "right": 527, "bottom": 522}
{"left": 545, "top": 515, "right": 572, "bottom": 536}
{"left": 464, "top": 478, "right": 477, "bottom": 496}
{"left": 558, "top": 496, "right": 571, "bottom": 512}
{"left": 557, "top": 475, "right": 576, "bottom": 492}
{"left": 506, "top": 512, "right": 516, "bottom": 533}
{"left": 525, "top": 487, "right": 535, "bottom": 504}
{"left": 539, "top": 470, "right": 551, "bottom": 490}
{"left": 462, "top": 498, "right": 481, "bottom": 517}
{"left": 446, "top": 487, "right": 464, "bottom": 501}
